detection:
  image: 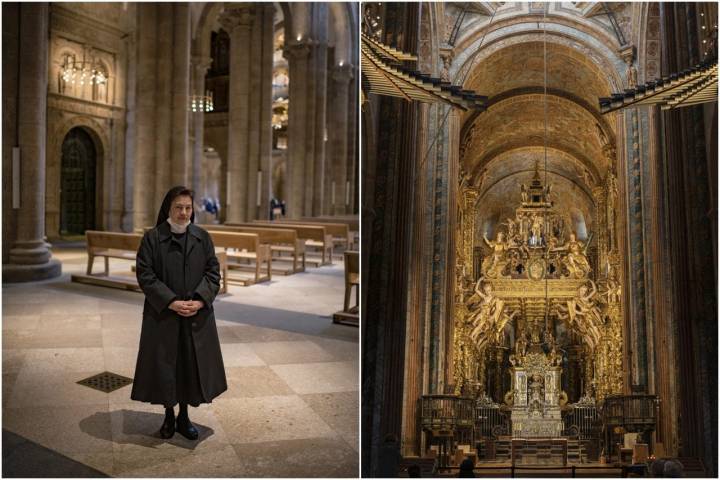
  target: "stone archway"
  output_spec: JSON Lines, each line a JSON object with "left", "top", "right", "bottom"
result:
{"left": 46, "top": 116, "right": 107, "bottom": 239}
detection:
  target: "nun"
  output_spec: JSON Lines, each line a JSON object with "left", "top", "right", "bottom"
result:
{"left": 131, "top": 186, "right": 227, "bottom": 440}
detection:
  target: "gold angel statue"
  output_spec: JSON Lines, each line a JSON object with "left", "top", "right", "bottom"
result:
{"left": 556, "top": 280, "right": 603, "bottom": 349}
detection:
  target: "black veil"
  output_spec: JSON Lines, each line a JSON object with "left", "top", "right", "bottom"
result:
{"left": 155, "top": 186, "right": 195, "bottom": 227}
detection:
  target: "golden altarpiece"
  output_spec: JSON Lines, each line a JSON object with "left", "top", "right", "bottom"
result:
{"left": 450, "top": 162, "right": 624, "bottom": 440}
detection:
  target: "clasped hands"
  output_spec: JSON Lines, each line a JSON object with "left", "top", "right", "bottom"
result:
{"left": 169, "top": 299, "right": 204, "bottom": 317}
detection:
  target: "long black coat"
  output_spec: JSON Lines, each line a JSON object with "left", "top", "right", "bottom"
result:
{"left": 131, "top": 221, "right": 227, "bottom": 405}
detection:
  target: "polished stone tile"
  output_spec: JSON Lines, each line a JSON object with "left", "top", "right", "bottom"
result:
{"left": 249, "top": 341, "right": 335, "bottom": 365}
{"left": 7, "top": 369, "right": 110, "bottom": 408}
{"left": 230, "top": 436, "right": 359, "bottom": 477}
{"left": 20, "top": 347, "right": 105, "bottom": 375}
{"left": 2, "top": 314, "right": 41, "bottom": 331}
{"left": 219, "top": 343, "right": 266, "bottom": 367}
{"left": 3, "top": 372, "right": 19, "bottom": 408}
{"left": 222, "top": 366, "right": 294, "bottom": 399}
{"left": 309, "top": 337, "right": 359, "bottom": 362}
{"left": 101, "top": 312, "right": 144, "bottom": 330}
{"left": 3, "top": 328, "right": 103, "bottom": 350}
{"left": 2, "top": 404, "right": 113, "bottom": 456}
{"left": 271, "top": 361, "right": 358, "bottom": 395}
{"left": 2, "top": 349, "right": 27, "bottom": 373}
{"left": 211, "top": 395, "right": 335, "bottom": 444}
{"left": 301, "top": 391, "right": 359, "bottom": 451}
{"left": 103, "top": 347, "right": 139, "bottom": 379}
{"left": 37, "top": 314, "right": 102, "bottom": 331}
{"left": 220, "top": 323, "right": 309, "bottom": 343}
{"left": 102, "top": 328, "right": 141, "bottom": 349}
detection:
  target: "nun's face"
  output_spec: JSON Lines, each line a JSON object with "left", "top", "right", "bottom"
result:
{"left": 170, "top": 195, "right": 193, "bottom": 223}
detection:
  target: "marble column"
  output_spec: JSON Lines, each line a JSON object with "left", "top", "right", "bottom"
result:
{"left": 171, "top": 3, "right": 191, "bottom": 187}
{"left": 3, "top": 3, "right": 62, "bottom": 282}
{"left": 284, "top": 41, "right": 311, "bottom": 218}
{"left": 221, "top": 5, "right": 254, "bottom": 223}
{"left": 328, "top": 63, "right": 353, "bottom": 215}
{"left": 190, "top": 55, "right": 212, "bottom": 197}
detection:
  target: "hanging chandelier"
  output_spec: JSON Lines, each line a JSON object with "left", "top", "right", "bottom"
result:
{"left": 190, "top": 91, "right": 214, "bottom": 112}
{"left": 60, "top": 53, "right": 106, "bottom": 86}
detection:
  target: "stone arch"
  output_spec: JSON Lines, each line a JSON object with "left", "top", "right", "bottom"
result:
{"left": 46, "top": 115, "right": 108, "bottom": 238}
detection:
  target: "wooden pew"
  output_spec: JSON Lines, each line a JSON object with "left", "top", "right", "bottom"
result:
{"left": 268, "top": 219, "right": 352, "bottom": 255}
{"left": 333, "top": 250, "right": 359, "bottom": 326}
{"left": 71, "top": 231, "right": 144, "bottom": 291}
{"left": 228, "top": 222, "right": 333, "bottom": 266}
{"left": 301, "top": 216, "right": 359, "bottom": 249}
{"left": 199, "top": 224, "right": 305, "bottom": 274}
{"left": 207, "top": 231, "right": 271, "bottom": 286}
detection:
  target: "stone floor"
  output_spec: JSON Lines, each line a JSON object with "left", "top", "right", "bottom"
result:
{"left": 2, "top": 247, "right": 358, "bottom": 477}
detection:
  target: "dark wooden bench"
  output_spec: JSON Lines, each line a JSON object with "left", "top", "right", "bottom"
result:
{"left": 229, "top": 222, "right": 333, "bottom": 266}
{"left": 71, "top": 231, "right": 144, "bottom": 291}
{"left": 200, "top": 224, "right": 305, "bottom": 274}
{"left": 302, "top": 216, "right": 359, "bottom": 249}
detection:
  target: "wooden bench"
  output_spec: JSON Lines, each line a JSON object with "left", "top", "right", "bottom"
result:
{"left": 206, "top": 231, "right": 271, "bottom": 286}
{"left": 199, "top": 224, "right": 305, "bottom": 274}
{"left": 302, "top": 216, "right": 359, "bottom": 249}
{"left": 228, "top": 222, "right": 333, "bottom": 266}
{"left": 71, "top": 231, "right": 143, "bottom": 291}
{"left": 333, "top": 251, "right": 359, "bottom": 326}
{"left": 268, "top": 219, "right": 352, "bottom": 255}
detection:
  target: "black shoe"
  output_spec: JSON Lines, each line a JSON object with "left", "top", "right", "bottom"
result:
{"left": 159, "top": 413, "right": 175, "bottom": 439}
{"left": 176, "top": 415, "right": 199, "bottom": 440}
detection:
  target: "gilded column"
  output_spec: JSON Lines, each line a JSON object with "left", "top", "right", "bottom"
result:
{"left": 3, "top": 3, "right": 61, "bottom": 282}
{"left": 221, "top": 5, "right": 254, "bottom": 222}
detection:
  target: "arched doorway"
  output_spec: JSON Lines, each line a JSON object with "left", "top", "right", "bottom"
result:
{"left": 60, "top": 127, "right": 96, "bottom": 235}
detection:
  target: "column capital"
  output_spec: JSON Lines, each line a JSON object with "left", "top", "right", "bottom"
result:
{"left": 283, "top": 41, "right": 312, "bottom": 61}
{"left": 191, "top": 55, "right": 213, "bottom": 72}
{"left": 331, "top": 63, "right": 354, "bottom": 83}
{"left": 219, "top": 5, "right": 255, "bottom": 31}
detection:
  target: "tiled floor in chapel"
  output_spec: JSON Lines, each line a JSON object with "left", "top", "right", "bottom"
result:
{"left": 2, "top": 246, "right": 358, "bottom": 477}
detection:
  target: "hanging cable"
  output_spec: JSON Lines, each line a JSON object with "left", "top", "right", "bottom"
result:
{"left": 543, "top": 6, "right": 549, "bottom": 329}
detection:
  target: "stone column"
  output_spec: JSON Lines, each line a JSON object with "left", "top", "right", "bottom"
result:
{"left": 328, "top": 63, "right": 353, "bottom": 215}
{"left": 346, "top": 65, "right": 359, "bottom": 214}
{"left": 171, "top": 3, "right": 191, "bottom": 187}
{"left": 284, "top": 41, "right": 311, "bottom": 218}
{"left": 3, "top": 3, "right": 62, "bottom": 282}
{"left": 153, "top": 3, "right": 173, "bottom": 208}
{"left": 221, "top": 5, "right": 254, "bottom": 222}
{"left": 190, "top": 55, "right": 212, "bottom": 197}
{"left": 133, "top": 3, "right": 158, "bottom": 228}
{"left": 310, "top": 39, "right": 328, "bottom": 216}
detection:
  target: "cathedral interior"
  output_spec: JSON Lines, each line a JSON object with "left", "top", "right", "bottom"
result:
{"left": 2, "top": 2, "right": 358, "bottom": 477}
{"left": 362, "top": 2, "right": 717, "bottom": 477}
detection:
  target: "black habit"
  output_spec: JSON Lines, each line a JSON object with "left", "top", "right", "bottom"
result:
{"left": 131, "top": 211, "right": 227, "bottom": 406}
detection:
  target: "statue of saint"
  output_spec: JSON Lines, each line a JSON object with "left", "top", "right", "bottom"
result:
{"left": 555, "top": 233, "right": 591, "bottom": 278}
{"left": 468, "top": 277, "right": 505, "bottom": 347}
{"left": 482, "top": 231, "right": 508, "bottom": 276}
{"left": 521, "top": 183, "right": 529, "bottom": 203}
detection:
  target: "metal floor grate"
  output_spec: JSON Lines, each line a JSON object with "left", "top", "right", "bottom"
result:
{"left": 77, "top": 371, "right": 133, "bottom": 393}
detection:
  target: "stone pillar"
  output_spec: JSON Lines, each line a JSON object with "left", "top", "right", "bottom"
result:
{"left": 133, "top": 3, "right": 158, "bottom": 229}
{"left": 191, "top": 55, "right": 212, "bottom": 197}
{"left": 328, "top": 63, "right": 353, "bottom": 215}
{"left": 284, "top": 41, "right": 311, "bottom": 218}
{"left": 346, "top": 65, "right": 359, "bottom": 214}
{"left": 310, "top": 38, "right": 328, "bottom": 216}
{"left": 153, "top": 3, "right": 173, "bottom": 208}
{"left": 3, "top": 3, "right": 62, "bottom": 282}
{"left": 171, "top": 3, "right": 191, "bottom": 187}
{"left": 221, "top": 5, "right": 254, "bottom": 223}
